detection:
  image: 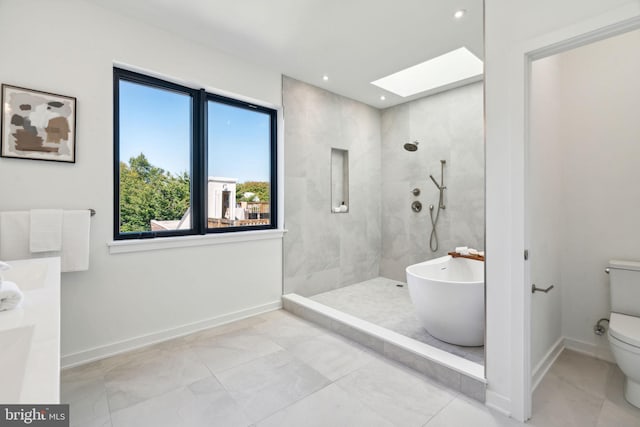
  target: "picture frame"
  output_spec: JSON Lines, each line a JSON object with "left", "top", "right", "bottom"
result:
{"left": 1, "top": 84, "right": 76, "bottom": 163}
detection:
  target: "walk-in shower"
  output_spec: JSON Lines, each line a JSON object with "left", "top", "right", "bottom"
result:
{"left": 282, "top": 76, "right": 486, "bottom": 382}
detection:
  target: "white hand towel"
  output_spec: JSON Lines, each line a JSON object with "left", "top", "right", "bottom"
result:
{"left": 0, "top": 280, "right": 23, "bottom": 311}
{"left": 0, "top": 211, "right": 31, "bottom": 260}
{"left": 61, "top": 210, "right": 91, "bottom": 272}
{"left": 30, "top": 209, "right": 63, "bottom": 253}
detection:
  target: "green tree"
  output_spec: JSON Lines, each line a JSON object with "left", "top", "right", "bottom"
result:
{"left": 119, "top": 153, "right": 190, "bottom": 232}
{"left": 236, "top": 181, "right": 270, "bottom": 202}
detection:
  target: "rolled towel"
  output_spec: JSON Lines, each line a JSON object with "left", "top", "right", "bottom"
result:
{"left": 0, "top": 260, "right": 10, "bottom": 287}
{"left": 468, "top": 248, "right": 479, "bottom": 256}
{"left": 455, "top": 246, "right": 468, "bottom": 254}
{"left": 0, "top": 280, "right": 23, "bottom": 311}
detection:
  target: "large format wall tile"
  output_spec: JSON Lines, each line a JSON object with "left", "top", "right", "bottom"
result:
{"left": 381, "top": 82, "right": 484, "bottom": 281}
{"left": 283, "top": 76, "right": 483, "bottom": 291}
{"left": 283, "top": 76, "right": 381, "bottom": 295}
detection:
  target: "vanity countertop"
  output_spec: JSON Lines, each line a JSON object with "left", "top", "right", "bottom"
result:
{"left": 0, "top": 257, "right": 61, "bottom": 403}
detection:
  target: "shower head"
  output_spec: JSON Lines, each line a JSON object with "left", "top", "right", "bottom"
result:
{"left": 404, "top": 141, "right": 419, "bottom": 152}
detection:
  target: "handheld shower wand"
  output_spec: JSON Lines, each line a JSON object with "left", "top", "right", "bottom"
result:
{"left": 428, "top": 160, "right": 446, "bottom": 208}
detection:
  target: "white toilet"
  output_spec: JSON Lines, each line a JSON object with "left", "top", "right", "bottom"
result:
{"left": 607, "top": 259, "right": 640, "bottom": 409}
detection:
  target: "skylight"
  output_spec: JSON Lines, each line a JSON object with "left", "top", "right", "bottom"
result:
{"left": 371, "top": 47, "right": 483, "bottom": 97}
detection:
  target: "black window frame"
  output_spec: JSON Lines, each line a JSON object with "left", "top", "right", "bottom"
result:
{"left": 113, "top": 67, "right": 277, "bottom": 240}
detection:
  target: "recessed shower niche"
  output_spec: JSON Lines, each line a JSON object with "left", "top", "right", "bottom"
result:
{"left": 330, "top": 148, "right": 349, "bottom": 213}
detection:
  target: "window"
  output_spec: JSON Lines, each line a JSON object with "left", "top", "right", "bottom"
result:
{"left": 114, "top": 68, "right": 277, "bottom": 240}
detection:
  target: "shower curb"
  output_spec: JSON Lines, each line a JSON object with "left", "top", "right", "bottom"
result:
{"left": 282, "top": 293, "right": 486, "bottom": 403}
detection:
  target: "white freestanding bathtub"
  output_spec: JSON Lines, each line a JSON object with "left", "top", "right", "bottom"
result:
{"left": 406, "top": 255, "right": 484, "bottom": 346}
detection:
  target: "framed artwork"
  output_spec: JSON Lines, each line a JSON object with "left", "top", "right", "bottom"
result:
{"left": 1, "top": 84, "right": 76, "bottom": 163}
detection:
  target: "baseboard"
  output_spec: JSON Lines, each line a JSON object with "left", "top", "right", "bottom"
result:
{"left": 61, "top": 300, "right": 282, "bottom": 369}
{"left": 564, "top": 336, "right": 614, "bottom": 363}
{"left": 530, "top": 336, "right": 614, "bottom": 391}
{"left": 531, "top": 337, "right": 564, "bottom": 391}
{"left": 485, "top": 390, "right": 511, "bottom": 417}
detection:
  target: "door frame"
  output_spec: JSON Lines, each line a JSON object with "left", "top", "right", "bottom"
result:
{"left": 522, "top": 9, "right": 640, "bottom": 421}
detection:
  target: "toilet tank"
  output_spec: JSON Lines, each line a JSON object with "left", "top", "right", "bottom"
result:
{"left": 609, "top": 259, "right": 640, "bottom": 316}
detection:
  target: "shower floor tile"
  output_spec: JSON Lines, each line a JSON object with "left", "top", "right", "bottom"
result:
{"left": 309, "top": 277, "right": 484, "bottom": 365}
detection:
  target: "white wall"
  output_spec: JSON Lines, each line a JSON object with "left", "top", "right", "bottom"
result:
{"left": 0, "top": 0, "right": 283, "bottom": 364}
{"left": 558, "top": 29, "right": 640, "bottom": 358}
{"left": 529, "top": 56, "right": 563, "bottom": 372}
{"left": 528, "top": 22, "right": 640, "bottom": 405}
{"left": 485, "top": 0, "right": 640, "bottom": 420}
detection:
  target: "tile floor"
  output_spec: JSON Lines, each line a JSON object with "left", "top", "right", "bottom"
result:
{"left": 310, "top": 277, "right": 485, "bottom": 364}
{"left": 61, "top": 310, "right": 640, "bottom": 427}
{"left": 530, "top": 349, "right": 640, "bottom": 427}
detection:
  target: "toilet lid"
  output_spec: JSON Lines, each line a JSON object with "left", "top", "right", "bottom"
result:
{"left": 609, "top": 313, "right": 640, "bottom": 348}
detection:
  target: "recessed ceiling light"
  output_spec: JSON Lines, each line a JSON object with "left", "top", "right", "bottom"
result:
{"left": 322, "top": 75, "right": 329, "bottom": 81}
{"left": 380, "top": 95, "right": 386, "bottom": 101}
{"left": 370, "top": 47, "right": 483, "bottom": 98}
{"left": 454, "top": 9, "right": 466, "bottom": 19}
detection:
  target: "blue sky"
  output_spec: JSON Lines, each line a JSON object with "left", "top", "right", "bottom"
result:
{"left": 207, "top": 101, "right": 270, "bottom": 182}
{"left": 119, "top": 80, "right": 270, "bottom": 182}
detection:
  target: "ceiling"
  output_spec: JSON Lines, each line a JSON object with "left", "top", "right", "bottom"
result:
{"left": 84, "top": 0, "right": 483, "bottom": 109}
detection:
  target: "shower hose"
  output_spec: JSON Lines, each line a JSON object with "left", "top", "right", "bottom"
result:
{"left": 429, "top": 205, "right": 439, "bottom": 252}
{"left": 429, "top": 189, "right": 445, "bottom": 252}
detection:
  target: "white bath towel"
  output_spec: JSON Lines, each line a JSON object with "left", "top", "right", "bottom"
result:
{"left": 61, "top": 210, "right": 91, "bottom": 272}
{"left": 0, "top": 280, "right": 23, "bottom": 311}
{"left": 30, "top": 209, "right": 63, "bottom": 253}
{"left": 0, "top": 211, "right": 31, "bottom": 261}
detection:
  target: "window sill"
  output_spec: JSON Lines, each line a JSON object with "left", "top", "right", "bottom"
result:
{"left": 108, "top": 229, "right": 286, "bottom": 254}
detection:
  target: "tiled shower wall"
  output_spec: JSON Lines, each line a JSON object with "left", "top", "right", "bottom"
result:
{"left": 282, "top": 76, "right": 382, "bottom": 295}
{"left": 380, "top": 82, "right": 484, "bottom": 281}
{"left": 283, "top": 77, "right": 484, "bottom": 293}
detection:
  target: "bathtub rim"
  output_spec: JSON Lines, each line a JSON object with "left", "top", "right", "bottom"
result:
{"left": 406, "top": 255, "right": 485, "bottom": 285}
